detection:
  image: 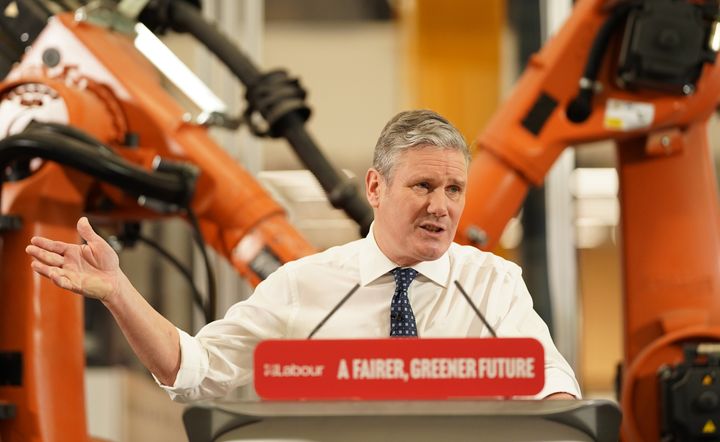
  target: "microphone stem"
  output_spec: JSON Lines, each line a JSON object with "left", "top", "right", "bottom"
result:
{"left": 454, "top": 280, "right": 498, "bottom": 337}
{"left": 307, "top": 283, "right": 361, "bottom": 339}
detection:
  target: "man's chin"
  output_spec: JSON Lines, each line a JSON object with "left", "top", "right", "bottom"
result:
{"left": 415, "top": 243, "right": 451, "bottom": 262}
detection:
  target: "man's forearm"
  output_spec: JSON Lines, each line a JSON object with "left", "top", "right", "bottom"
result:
{"left": 544, "top": 392, "right": 576, "bottom": 400}
{"left": 102, "top": 275, "right": 181, "bottom": 386}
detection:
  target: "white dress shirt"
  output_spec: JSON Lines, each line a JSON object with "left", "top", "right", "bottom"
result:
{"left": 159, "top": 227, "right": 581, "bottom": 402}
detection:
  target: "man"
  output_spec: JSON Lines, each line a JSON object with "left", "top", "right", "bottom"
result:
{"left": 26, "top": 109, "right": 580, "bottom": 402}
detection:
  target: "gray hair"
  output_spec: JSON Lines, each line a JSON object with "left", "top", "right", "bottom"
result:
{"left": 372, "top": 109, "right": 469, "bottom": 180}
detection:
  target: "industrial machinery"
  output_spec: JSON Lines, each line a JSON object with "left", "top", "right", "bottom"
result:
{"left": 456, "top": 0, "right": 720, "bottom": 439}
{"left": 2, "top": 0, "right": 720, "bottom": 441}
{"left": 0, "top": 1, "right": 371, "bottom": 440}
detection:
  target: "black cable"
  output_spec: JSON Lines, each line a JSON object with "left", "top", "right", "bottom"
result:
{"left": 0, "top": 130, "right": 192, "bottom": 206}
{"left": 27, "top": 120, "right": 115, "bottom": 155}
{"left": 566, "top": 2, "right": 636, "bottom": 123}
{"left": 134, "top": 233, "right": 211, "bottom": 324}
{"left": 186, "top": 207, "right": 217, "bottom": 322}
{"left": 0, "top": 124, "right": 214, "bottom": 320}
{"left": 283, "top": 122, "right": 375, "bottom": 230}
{"left": 167, "top": 1, "right": 261, "bottom": 84}
{"left": 155, "top": 0, "right": 373, "bottom": 236}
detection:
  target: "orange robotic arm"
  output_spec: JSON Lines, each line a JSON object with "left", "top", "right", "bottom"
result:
{"left": 458, "top": 0, "right": 720, "bottom": 440}
{"left": 0, "top": 3, "right": 370, "bottom": 441}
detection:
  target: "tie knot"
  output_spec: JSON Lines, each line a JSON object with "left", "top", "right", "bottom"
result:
{"left": 391, "top": 267, "right": 418, "bottom": 291}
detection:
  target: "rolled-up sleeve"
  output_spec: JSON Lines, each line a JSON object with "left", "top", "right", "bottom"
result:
{"left": 154, "top": 328, "right": 210, "bottom": 401}
{"left": 155, "top": 265, "right": 296, "bottom": 402}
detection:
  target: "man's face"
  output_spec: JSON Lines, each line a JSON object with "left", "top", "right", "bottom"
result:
{"left": 366, "top": 147, "right": 467, "bottom": 266}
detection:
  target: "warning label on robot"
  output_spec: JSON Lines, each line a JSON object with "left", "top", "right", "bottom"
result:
{"left": 604, "top": 98, "right": 654, "bottom": 131}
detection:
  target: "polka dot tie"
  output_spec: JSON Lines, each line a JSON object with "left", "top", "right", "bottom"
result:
{"left": 390, "top": 267, "right": 419, "bottom": 337}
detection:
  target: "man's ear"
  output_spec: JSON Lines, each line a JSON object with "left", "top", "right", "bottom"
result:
{"left": 365, "top": 168, "right": 382, "bottom": 208}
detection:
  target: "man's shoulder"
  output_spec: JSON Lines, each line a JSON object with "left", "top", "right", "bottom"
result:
{"left": 448, "top": 242, "right": 521, "bottom": 274}
{"left": 284, "top": 237, "right": 363, "bottom": 272}
{"left": 251, "top": 238, "right": 363, "bottom": 298}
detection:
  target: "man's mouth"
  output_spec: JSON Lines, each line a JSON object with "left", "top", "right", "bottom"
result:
{"left": 419, "top": 223, "right": 445, "bottom": 233}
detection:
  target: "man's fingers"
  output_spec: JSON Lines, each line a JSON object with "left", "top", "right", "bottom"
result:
{"left": 48, "top": 268, "right": 75, "bottom": 291}
{"left": 31, "top": 261, "right": 77, "bottom": 292}
{"left": 31, "top": 261, "right": 70, "bottom": 289}
{"left": 77, "top": 217, "right": 103, "bottom": 246}
{"left": 30, "top": 236, "right": 68, "bottom": 255}
{"left": 30, "top": 259, "right": 52, "bottom": 279}
{"left": 26, "top": 245, "right": 64, "bottom": 267}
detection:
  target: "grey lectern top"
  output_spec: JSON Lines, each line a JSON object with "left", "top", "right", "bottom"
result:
{"left": 183, "top": 399, "right": 621, "bottom": 442}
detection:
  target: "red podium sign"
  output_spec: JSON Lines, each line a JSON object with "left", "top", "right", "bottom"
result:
{"left": 254, "top": 338, "right": 544, "bottom": 400}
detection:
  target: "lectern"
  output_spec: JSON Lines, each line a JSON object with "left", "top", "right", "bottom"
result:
{"left": 183, "top": 399, "right": 621, "bottom": 442}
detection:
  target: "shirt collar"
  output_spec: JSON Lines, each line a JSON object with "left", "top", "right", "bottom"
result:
{"left": 359, "top": 222, "right": 450, "bottom": 288}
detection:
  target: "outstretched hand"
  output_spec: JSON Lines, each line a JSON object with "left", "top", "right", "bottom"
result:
{"left": 26, "top": 217, "right": 124, "bottom": 302}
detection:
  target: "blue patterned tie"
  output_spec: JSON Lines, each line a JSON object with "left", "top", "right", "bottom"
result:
{"left": 390, "top": 267, "right": 419, "bottom": 337}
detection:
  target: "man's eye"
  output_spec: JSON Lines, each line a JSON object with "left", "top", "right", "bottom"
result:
{"left": 414, "top": 182, "right": 431, "bottom": 192}
{"left": 447, "top": 185, "right": 462, "bottom": 195}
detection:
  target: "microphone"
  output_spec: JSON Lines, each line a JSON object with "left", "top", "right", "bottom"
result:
{"left": 454, "top": 280, "right": 497, "bottom": 337}
{"left": 307, "top": 283, "right": 361, "bottom": 339}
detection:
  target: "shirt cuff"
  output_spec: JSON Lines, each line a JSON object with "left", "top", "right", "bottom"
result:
{"left": 153, "top": 328, "right": 208, "bottom": 394}
{"left": 535, "top": 369, "right": 583, "bottom": 399}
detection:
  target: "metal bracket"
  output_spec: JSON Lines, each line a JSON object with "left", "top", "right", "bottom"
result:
{"left": 0, "top": 401, "right": 16, "bottom": 420}
{"left": 0, "top": 215, "right": 22, "bottom": 233}
{"left": 0, "top": 351, "right": 22, "bottom": 386}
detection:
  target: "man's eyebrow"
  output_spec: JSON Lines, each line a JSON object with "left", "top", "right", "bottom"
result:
{"left": 405, "top": 173, "right": 466, "bottom": 186}
{"left": 406, "top": 174, "right": 432, "bottom": 182}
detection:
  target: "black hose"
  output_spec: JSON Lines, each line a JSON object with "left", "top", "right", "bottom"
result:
{"left": 162, "top": 1, "right": 373, "bottom": 236}
{"left": 167, "top": 1, "right": 261, "bottom": 84}
{"left": 0, "top": 130, "right": 193, "bottom": 206}
{"left": 27, "top": 120, "right": 116, "bottom": 155}
{"left": 186, "top": 208, "right": 216, "bottom": 322}
{"left": 0, "top": 125, "right": 216, "bottom": 321}
{"left": 283, "top": 120, "right": 374, "bottom": 230}
{"left": 566, "top": 2, "right": 636, "bottom": 123}
{"left": 134, "top": 233, "right": 211, "bottom": 323}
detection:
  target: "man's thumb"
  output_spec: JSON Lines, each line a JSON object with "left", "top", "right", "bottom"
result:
{"left": 76, "top": 217, "right": 99, "bottom": 243}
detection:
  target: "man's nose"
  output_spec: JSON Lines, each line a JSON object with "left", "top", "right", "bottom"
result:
{"left": 427, "top": 189, "right": 449, "bottom": 217}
